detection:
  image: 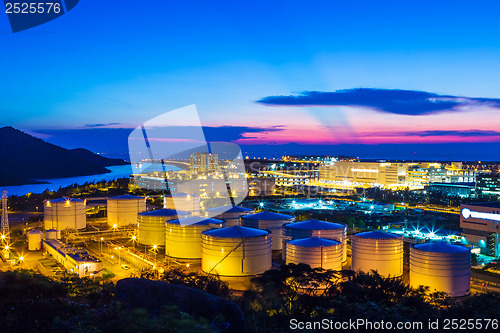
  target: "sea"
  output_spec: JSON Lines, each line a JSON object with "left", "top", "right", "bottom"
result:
{"left": 1, "top": 164, "right": 177, "bottom": 197}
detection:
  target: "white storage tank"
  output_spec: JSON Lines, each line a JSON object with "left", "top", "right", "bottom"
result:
{"left": 44, "top": 198, "right": 86, "bottom": 230}
{"left": 165, "top": 216, "right": 224, "bottom": 259}
{"left": 27, "top": 230, "right": 43, "bottom": 251}
{"left": 351, "top": 231, "right": 403, "bottom": 277}
{"left": 107, "top": 194, "right": 146, "bottom": 227}
{"left": 164, "top": 193, "right": 201, "bottom": 216}
{"left": 241, "top": 211, "right": 294, "bottom": 250}
{"left": 201, "top": 226, "right": 272, "bottom": 276}
{"left": 45, "top": 229, "right": 61, "bottom": 240}
{"left": 138, "top": 209, "right": 190, "bottom": 247}
{"left": 282, "top": 219, "right": 347, "bottom": 261}
{"left": 410, "top": 242, "right": 471, "bottom": 297}
{"left": 286, "top": 237, "right": 342, "bottom": 271}
{"left": 205, "top": 205, "right": 253, "bottom": 227}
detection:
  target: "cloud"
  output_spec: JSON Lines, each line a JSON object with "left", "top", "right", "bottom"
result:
{"left": 257, "top": 88, "right": 500, "bottom": 116}
{"left": 403, "top": 130, "right": 500, "bottom": 137}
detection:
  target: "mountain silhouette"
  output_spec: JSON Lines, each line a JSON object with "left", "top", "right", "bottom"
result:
{"left": 0, "top": 126, "right": 127, "bottom": 186}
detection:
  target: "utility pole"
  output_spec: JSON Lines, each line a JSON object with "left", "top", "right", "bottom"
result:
{"left": 1, "top": 190, "right": 10, "bottom": 245}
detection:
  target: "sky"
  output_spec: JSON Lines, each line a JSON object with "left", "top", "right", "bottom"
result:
{"left": 2, "top": 0, "right": 500, "bottom": 160}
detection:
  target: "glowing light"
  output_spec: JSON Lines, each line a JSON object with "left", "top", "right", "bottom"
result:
{"left": 112, "top": 224, "right": 118, "bottom": 229}
{"left": 19, "top": 256, "right": 24, "bottom": 261}
{"left": 153, "top": 244, "right": 158, "bottom": 250}
{"left": 259, "top": 202, "right": 264, "bottom": 207}
{"left": 132, "top": 235, "right": 136, "bottom": 240}
{"left": 0, "top": 234, "right": 5, "bottom": 240}
{"left": 4, "top": 245, "right": 9, "bottom": 250}
{"left": 186, "top": 263, "right": 190, "bottom": 268}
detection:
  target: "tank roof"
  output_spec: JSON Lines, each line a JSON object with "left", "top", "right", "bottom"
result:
{"left": 414, "top": 242, "right": 470, "bottom": 254}
{"left": 167, "top": 216, "right": 224, "bottom": 226}
{"left": 28, "top": 229, "right": 43, "bottom": 234}
{"left": 109, "top": 194, "right": 144, "bottom": 200}
{"left": 286, "top": 219, "right": 345, "bottom": 230}
{"left": 138, "top": 208, "right": 190, "bottom": 217}
{"left": 48, "top": 197, "right": 84, "bottom": 203}
{"left": 355, "top": 231, "right": 401, "bottom": 240}
{"left": 203, "top": 225, "right": 268, "bottom": 238}
{"left": 242, "top": 211, "right": 294, "bottom": 220}
{"left": 288, "top": 237, "right": 340, "bottom": 247}
{"left": 206, "top": 205, "right": 252, "bottom": 213}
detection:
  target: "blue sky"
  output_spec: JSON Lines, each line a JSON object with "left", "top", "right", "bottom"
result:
{"left": 2, "top": 1, "right": 500, "bottom": 159}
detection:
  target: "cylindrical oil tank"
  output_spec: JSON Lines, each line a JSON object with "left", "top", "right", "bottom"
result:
{"left": 138, "top": 209, "right": 190, "bottom": 247}
{"left": 351, "top": 231, "right": 403, "bottom": 277}
{"left": 107, "top": 194, "right": 146, "bottom": 227}
{"left": 45, "top": 229, "right": 61, "bottom": 240}
{"left": 165, "top": 217, "right": 224, "bottom": 259}
{"left": 44, "top": 198, "right": 86, "bottom": 230}
{"left": 241, "top": 211, "right": 294, "bottom": 250}
{"left": 410, "top": 242, "right": 471, "bottom": 297}
{"left": 27, "top": 230, "right": 43, "bottom": 250}
{"left": 286, "top": 237, "right": 342, "bottom": 270}
{"left": 164, "top": 193, "right": 201, "bottom": 216}
{"left": 282, "top": 219, "right": 347, "bottom": 261}
{"left": 201, "top": 226, "right": 272, "bottom": 276}
{"left": 205, "top": 205, "right": 253, "bottom": 227}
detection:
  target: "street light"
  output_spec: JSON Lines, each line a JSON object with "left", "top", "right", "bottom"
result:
{"left": 152, "top": 244, "right": 158, "bottom": 261}
{"left": 131, "top": 235, "right": 137, "bottom": 250}
{"left": 19, "top": 256, "right": 24, "bottom": 269}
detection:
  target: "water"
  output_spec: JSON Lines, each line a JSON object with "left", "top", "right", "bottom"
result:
{"left": 1, "top": 164, "right": 176, "bottom": 196}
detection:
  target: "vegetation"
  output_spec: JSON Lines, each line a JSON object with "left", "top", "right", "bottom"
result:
{"left": 2, "top": 265, "right": 498, "bottom": 332}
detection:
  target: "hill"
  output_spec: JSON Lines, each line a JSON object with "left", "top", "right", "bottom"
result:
{"left": 0, "top": 127, "right": 128, "bottom": 186}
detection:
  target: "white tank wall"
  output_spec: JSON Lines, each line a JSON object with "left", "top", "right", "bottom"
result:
{"left": 45, "top": 229, "right": 61, "bottom": 240}
{"left": 242, "top": 217, "right": 294, "bottom": 250}
{"left": 201, "top": 233, "right": 272, "bottom": 276}
{"left": 107, "top": 197, "right": 146, "bottom": 227}
{"left": 165, "top": 195, "right": 201, "bottom": 216}
{"left": 286, "top": 239, "right": 342, "bottom": 270}
{"left": 351, "top": 234, "right": 404, "bottom": 277}
{"left": 44, "top": 200, "right": 86, "bottom": 230}
{"left": 166, "top": 222, "right": 219, "bottom": 259}
{"left": 27, "top": 231, "right": 43, "bottom": 251}
{"left": 282, "top": 224, "right": 347, "bottom": 261}
{"left": 138, "top": 215, "right": 177, "bottom": 247}
{"left": 410, "top": 244, "right": 471, "bottom": 297}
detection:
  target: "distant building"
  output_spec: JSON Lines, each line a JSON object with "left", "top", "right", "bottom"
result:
{"left": 475, "top": 174, "right": 500, "bottom": 198}
{"left": 425, "top": 182, "right": 476, "bottom": 198}
{"left": 190, "top": 152, "right": 219, "bottom": 173}
{"left": 319, "top": 161, "right": 407, "bottom": 188}
{"left": 248, "top": 177, "right": 276, "bottom": 196}
{"left": 460, "top": 202, "right": 500, "bottom": 256}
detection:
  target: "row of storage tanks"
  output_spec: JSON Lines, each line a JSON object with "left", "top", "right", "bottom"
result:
{"left": 138, "top": 205, "right": 471, "bottom": 296}
{"left": 43, "top": 193, "right": 200, "bottom": 230}
{"left": 44, "top": 194, "right": 471, "bottom": 296}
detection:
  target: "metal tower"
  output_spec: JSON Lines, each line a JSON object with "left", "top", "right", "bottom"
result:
{"left": 1, "top": 190, "right": 9, "bottom": 244}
